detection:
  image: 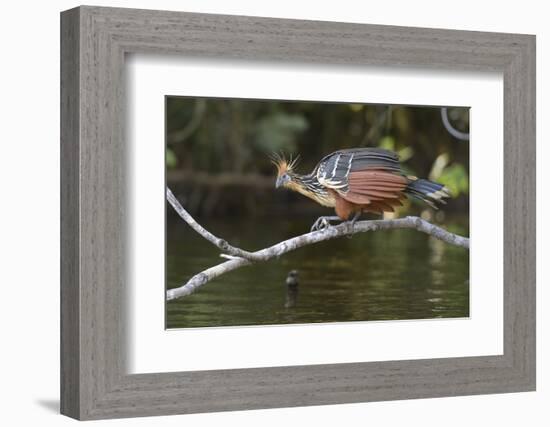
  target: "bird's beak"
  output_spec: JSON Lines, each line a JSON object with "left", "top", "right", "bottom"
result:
{"left": 275, "top": 176, "right": 283, "bottom": 189}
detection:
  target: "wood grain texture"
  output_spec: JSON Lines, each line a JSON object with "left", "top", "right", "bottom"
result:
{"left": 60, "top": 5, "right": 536, "bottom": 420}
{"left": 60, "top": 7, "right": 80, "bottom": 419}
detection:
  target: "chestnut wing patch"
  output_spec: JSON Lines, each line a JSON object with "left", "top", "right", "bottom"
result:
{"left": 343, "top": 170, "right": 408, "bottom": 206}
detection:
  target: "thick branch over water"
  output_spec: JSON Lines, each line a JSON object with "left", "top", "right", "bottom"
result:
{"left": 166, "top": 188, "right": 469, "bottom": 301}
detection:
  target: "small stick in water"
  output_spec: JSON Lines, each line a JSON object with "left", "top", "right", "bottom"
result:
{"left": 285, "top": 270, "right": 299, "bottom": 308}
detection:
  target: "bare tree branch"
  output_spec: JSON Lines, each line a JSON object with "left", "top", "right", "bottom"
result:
{"left": 167, "top": 188, "right": 264, "bottom": 261}
{"left": 166, "top": 188, "right": 469, "bottom": 301}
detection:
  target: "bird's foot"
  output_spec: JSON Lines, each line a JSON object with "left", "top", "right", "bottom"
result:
{"left": 345, "top": 212, "right": 362, "bottom": 238}
{"left": 311, "top": 216, "right": 342, "bottom": 232}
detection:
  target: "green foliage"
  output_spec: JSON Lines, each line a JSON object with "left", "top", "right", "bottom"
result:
{"left": 165, "top": 97, "right": 470, "bottom": 215}
{"left": 429, "top": 153, "right": 469, "bottom": 197}
{"left": 378, "top": 135, "right": 414, "bottom": 162}
{"left": 166, "top": 147, "right": 178, "bottom": 169}
{"left": 437, "top": 163, "right": 469, "bottom": 197}
{"left": 378, "top": 135, "right": 394, "bottom": 150}
{"left": 254, "top": 112, "right": 308, "bottom": 154}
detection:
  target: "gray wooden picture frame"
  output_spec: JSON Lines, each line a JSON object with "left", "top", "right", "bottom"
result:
{"left": 60, "top": 5, "right": 536, "bottom": 420}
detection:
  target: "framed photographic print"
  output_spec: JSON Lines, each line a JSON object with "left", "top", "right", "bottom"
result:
{"left": 61, "top": 5, "right": 535, "bottom": 420}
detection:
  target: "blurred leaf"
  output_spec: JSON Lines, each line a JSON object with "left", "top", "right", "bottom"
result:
{"left": 397, "top": 146, "right": 414, "bottom": 162}
{"left": 437, "top": 163, "right": 469, "bottom": 197}
{"left": 378, "top": 135, "right": 395, "bottom": 150}
{"left": 254, "top": 112, "right": 308, "bottom": 153}
{"left": 378, "top": 136, "right": 413, "bottom": 162}
{"left": 166, "top": 147, "right": 178, "bottom": 169}
{"left": 429, "top": 153, "right": 450, "bottom": 181}
{"left": 349, "top": 104, "right": 364, "bottom": 112}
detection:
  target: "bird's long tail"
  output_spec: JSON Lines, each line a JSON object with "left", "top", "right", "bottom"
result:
{"left": 405, "top": 178, "right": 450, "bottom": 209}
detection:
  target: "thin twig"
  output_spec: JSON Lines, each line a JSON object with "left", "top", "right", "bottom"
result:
{"left": 166, "top": 188, "right": 470, "bottom": 301}
{"left": 167, "top": 188, "right": 264, "bottom": 261}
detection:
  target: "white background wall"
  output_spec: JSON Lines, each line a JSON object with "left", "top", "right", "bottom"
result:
{"left": 0, "top": 0, "right": 546, "bottom": 425}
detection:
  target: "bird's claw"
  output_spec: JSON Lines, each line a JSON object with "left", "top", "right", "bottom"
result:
{"left": 311, "top": 216, "right": 339, "bottom": 232}
{"left": 345, "top": 212, "right": 361, "bottom": 237}
{"left": 345, "top": 220, "right": 356, "bottom": 238}
{"left": 311, "top": 218, "right": 328, "bottom": 232}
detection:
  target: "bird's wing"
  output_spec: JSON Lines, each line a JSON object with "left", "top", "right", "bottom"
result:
{"left": 344, "top": 170, "right": 408, "bottom": 205}
{"left": 316, "top": 148, "right": 406, "bottom": 205}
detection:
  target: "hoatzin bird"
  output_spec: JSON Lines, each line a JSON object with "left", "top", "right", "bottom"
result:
{"left": 273, "top": 148, "right": 450, "bottom": 231}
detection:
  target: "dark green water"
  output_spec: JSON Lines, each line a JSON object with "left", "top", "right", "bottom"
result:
{"left": 166, "top": 217, "right": 469, "bottom": 329}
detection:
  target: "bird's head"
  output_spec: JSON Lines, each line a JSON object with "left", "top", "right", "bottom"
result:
{"left": 271, "top": 153, "right": 300, "bottom": 189}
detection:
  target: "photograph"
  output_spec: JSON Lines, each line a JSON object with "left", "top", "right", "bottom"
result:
{"left": 165, "top": 97, "right": 470, "bottom": 329}
{"left": 53, "top": 4, "right": 537, "bottom": 421}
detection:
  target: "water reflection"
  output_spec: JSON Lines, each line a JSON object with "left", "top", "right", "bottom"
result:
{"left": 166, "top": 217, "right": 469, "bottom": 328}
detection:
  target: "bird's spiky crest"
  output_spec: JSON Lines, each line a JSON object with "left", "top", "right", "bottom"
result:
{"left": 270, "top": 152, "right": 300, "bottom": 177}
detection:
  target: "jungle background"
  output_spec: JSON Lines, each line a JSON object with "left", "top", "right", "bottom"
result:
{"left": 165, "top": 97, "right": 470, "bottom": 329}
